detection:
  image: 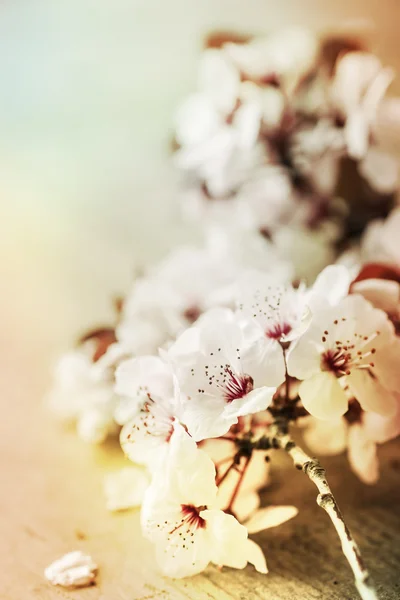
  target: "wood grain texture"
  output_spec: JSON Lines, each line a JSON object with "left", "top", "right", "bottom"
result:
{"left": 0, "top": 350, "right": 399, "bottom": 600}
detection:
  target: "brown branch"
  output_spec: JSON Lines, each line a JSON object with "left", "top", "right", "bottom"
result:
{"left": 273, "top": 429, "right": 379, "bottom": 600}
{"left": 226, "top": 455, "right": 251, "bottom": 513}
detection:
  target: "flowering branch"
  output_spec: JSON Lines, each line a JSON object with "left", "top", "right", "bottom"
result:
{"left": 239, "top": 423, "right": 378, "bottom": 600}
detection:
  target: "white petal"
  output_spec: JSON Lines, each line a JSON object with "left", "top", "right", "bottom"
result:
{"left": 242, "top": 338, "right": 286, "bottom": 388}
{"left": 245, "top": 506, "right": 298, "bottom": 534}
{"left": 362, "top": 406, "right": 400, "bottom": 444}
{"left": 352, "top": 279, "right": 400, "bottom": 315}
{"left": 359, "top": 147, "right": 399, "bottom": 194}
{"left": 309, "top": 265, "right": 351, "bottom": 310}
{"left": 347, "top": 424, "right": 379, "bottom": 484}
{"left": 115, "top": 356, "right": 173, "bottom": 401}
{"left": 199, "top": 49, "right": 240, "bottom": 114}
{"left": 228, "top": 492, "right": 261, "bottom": 524}
{"left": 120, "top": 402, "right": 174, "bottom": 470}
{"left": 226, "top": 386, "right": 275, "bottom": 419}
{"left": 346, "top": 370, "right": 397, "bottom": 417}
{"left": 346, "top": 109, "right": 369, "bottom": 159}
{"left": 174, "top": 93, "right": 222, "bottom": 146}
{"left": 113, "top": 395, "right": 141, "bottom": 426}
{"left": 44, "top": 551, "right": 97, "bottom": 588}
{"left": 155, "top": 526, "right": 211, "bottom": 578}
{"left": 181, "top": 396, "right": 236, "bottom": 441}
{"left": 303, "top": 417, "right": 348, "bottom": 456}
{"left": 286, "top": 338, "right": 322, "bottom": 380}
{"left": 205, "top": 509, "right": 249, "bottom": 570}
{"left": 103, "top": 467, "right": 150, "bottom": 511}
{"left": 372, "top": 338, "right": 400, "bottom": 393}
{"left": 148, "top": 424, "right": 218, "bottom": 509}
{"left": 299, "top": 372, "right": 349, "bottom": 420}
{"left": 244, "top": 539, "right": 268, "bottom": 574}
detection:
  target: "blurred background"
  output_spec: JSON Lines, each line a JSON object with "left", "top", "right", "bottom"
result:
{"left": 1, "top": 0, "right": 400, "bottom": 354}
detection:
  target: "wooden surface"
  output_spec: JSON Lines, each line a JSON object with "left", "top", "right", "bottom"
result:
{"left": 1, "top": 348, "right": 399, "bottom": 600}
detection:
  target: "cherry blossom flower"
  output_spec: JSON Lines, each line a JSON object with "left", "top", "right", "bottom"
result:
{"left": 206, "top": 223, "right": 294, "bottom": 282}
{"left": 290, "top": 118, "right": 346, "bottom": 195}
{"left": 116, "top": 356, "right": 187, "bottom": 470}
{"left": 352, "top": 278, "right": 400, "bottom": 325}
{"left": 287, "top": 294, "right": 400, "bottom": 420}
{"left": 361, "top": 208, "right": 400, "bottom": 266}
{"left": 141, "top": 425, "right": 267, "bottom": 578}
{"left": 235, "top": 165, "right": 296, "bottom": 231}
{"left": 224, "top": 28, "right": 318, "bottom": 93}
{"left": 168, "top": 308, "right": 277, "bottom": 440}
{"left": 358, "top": 146, "right": 399, "bottom": 194}
{"left": 116, "top": 244, "right": 257, "bottom": 356}
{"left": 234, "top": 265, "right": 351, "bottom": 386}
{"left": 331, "top": 52, "right": 394, "bottom": 159}
{"left": 174, "top": 49, "right": 240, "bottom": 148}
{"left": 272, "top": 222, "right": 342, "bottom": 282}
{"left": 174, "top": 48, "right": 266, "bottom": 199}
{"left": 47, "top": 344, "right": 118, "bottom": 444}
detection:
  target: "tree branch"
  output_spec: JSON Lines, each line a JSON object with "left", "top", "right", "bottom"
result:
{"left": 273, "top": 429, "right": 379, "bottom": 600}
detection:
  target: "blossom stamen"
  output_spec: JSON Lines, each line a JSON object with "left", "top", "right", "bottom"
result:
{"left": 221, "top": 368, "right": 254, "bottom": 403}
{"left": 169, "top": 505, "right": 207, "bottom": 536}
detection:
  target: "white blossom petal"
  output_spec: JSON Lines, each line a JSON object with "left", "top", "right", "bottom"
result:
{"left": 303, "top": 417, "right": 348, "bottom": 456}
{"left": 44, "top": 551, "right": 97, "bottom": 588}
{"left": 347, "top": 424, "right": 379, "bottom": 485}
{"left": 346, "top": 370, "right": 397, "bottom": 417}
{"left": 245, "top": 505, "right": 298, "bottom": 534}
{"left": 299, "top": 372, "right": 349, "bottom": 420}
{"left": 244, "top": 539, "right": 268, "bottom": 574}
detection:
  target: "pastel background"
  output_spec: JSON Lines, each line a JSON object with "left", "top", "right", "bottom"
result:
{"left": 0, "top": 2, "right": 399, "bottom": 597}
{"left": 1, "top": 0, "right": 400, "bottom": 351}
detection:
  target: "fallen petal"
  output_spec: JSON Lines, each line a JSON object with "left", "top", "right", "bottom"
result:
{"left": 44, "top": 551, "right": 97, "bottom": 588}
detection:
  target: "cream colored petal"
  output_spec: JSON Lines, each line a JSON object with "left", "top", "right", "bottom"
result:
{"left": 346, "top": 370, "right": 397, "bottom": 417}
{"left": 244, "top": 539, "right": 268, "bottom": 574}
{"left": 303, "top": 416, "right": 348, "bottom": 456}
{"left": 351, "top": 279, "right": 400, "bottom": 315}
{"left": 223, "top": 491, "right": 260, "bottom": 524}
{"left": 205, "top": 510, "right": 249, "bottom": 570}
{"left": 299, "top": 372, "right": 349, "bottom": 420}
{"left": 347, "top": 424, "right": 379, "bottom": 485}
{"left": 245, "top": 505, "right": 298, "bottom": 534}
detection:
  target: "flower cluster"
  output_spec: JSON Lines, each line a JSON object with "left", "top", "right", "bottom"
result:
{"left": 47, "top": 27, "right": 400, "bottom": 598}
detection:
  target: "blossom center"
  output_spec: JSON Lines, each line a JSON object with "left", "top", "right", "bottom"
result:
{"left": 321, "top": 349, "right": 351, "bottom": 376}
{"left": 141, "top": 401, "right": 175, "bottom": 442}
{"left": 266, "top": 322, "right": 292, "bottom": 340}
{"left": 223, "top": 368, "right": 254, "bottom": 403}
{"left": 183, "top": 305, "right": 202, "bottom": 324}
{"left": 180, "top": 505, "right": 206, "bottom": 530}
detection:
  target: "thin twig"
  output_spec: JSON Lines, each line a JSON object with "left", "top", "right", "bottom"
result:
{"left": 215, "top": 461, "right": 236, "bottom": 487}
{"left": 273, "top": 429, "right": 379, "bottom": 600}
{"left": 226, "top": 455, "right": 251, "bottom": 513}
